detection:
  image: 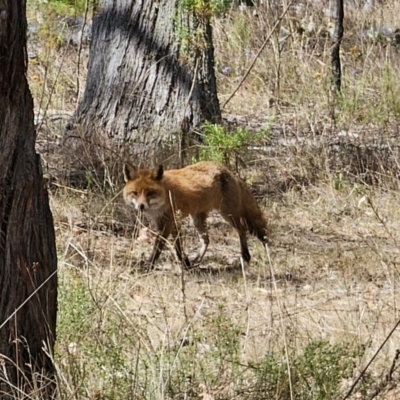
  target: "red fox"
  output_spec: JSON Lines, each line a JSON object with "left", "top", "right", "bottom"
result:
{"left": 123, "top": 161, "right": 269, "bottom": 269}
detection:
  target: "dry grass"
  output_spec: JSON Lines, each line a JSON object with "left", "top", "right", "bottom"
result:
{"left": 214, "top": 1, "right": 400, "bottom": 131}
{"left": 50, "top": 177, "right": 400, "bottom": 398}
{"left": 22, "top": 0, "right": 400, "bottom": 398}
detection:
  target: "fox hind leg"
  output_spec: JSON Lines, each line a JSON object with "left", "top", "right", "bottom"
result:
{"left": 191, "top": 212, "right": 209, "bottom": 264}
{"left": 221, "top": 211, "right": 251, "bottom": 266}
{"left": 237, "top": 225, "right": 251, "bottom": 265}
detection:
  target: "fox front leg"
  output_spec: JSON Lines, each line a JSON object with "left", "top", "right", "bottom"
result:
{"left": 191, "top": 213, "right": 209, "bottom": 264}
{"left": 146, "top": 216, "right": 171, "bottom": 267}
{"left": 171, "top": 231, "right": 191, "bottom": 270}
{"left": 148, "top": 232, "right": 166, "bottom": 268}
{"left": 148, "top": 220, "right": 191, "bottom": 270}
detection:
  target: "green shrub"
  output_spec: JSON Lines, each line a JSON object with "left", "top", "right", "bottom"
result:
{"left": 252, "top": 339, "right": 364, "bottom": 400}
{"left": 196, "top": 122, "right": 269, "bottom": 169}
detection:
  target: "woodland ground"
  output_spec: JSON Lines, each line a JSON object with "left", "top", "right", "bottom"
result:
{"left": 25, "top": 0, "right": 400, "bottom": 399}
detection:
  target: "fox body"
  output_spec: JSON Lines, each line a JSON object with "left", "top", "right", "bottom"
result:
{"left": 123, "top": 161, "right": 269, "bottom": 269}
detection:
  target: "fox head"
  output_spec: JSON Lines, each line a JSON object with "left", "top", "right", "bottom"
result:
{"left": 123, "top": 163, "right": 166, "bottom": 212}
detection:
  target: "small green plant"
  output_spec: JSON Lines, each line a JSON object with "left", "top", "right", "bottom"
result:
{"left": 212, "top": 0, "right": 234, "bottom": 15}
{"left": 84, "top": 168, "right": 95, "bottom": 190}
{"left": 175, "top": 1, "right": 251, "bottom": 60}
{"left": 196, "top": 122, "right": 268, "bottom": 169}
{"left": 252, "top": 339, "right": 365, "bottom": 400}
{"left": 46, "top": 0, "right": 95, "bottom": 15}
{"left": 333, "top": 172, "right": 345, "bottom": 190}
{"left": 382, "top": 63, "right": 400, "bottom": 118}
{"left": 178, "top": 0, "right": 237, "bottom": 17}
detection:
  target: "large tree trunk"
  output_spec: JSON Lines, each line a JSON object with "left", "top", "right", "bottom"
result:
{"left": 71, "top": 0, "right": 221, "bottom": 153}
{"left": 0, "top": 1, "right": 58, "bottom": 397}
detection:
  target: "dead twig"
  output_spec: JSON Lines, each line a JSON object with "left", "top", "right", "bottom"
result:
{"left": 342, "top": 320, "right": 400, "bottom": 400}
{"left": 366, "top": 349, "right": 400, "bottom": 399}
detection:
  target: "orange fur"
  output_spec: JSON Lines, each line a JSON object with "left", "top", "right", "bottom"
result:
{"left": 123, "top": 161, "right": 269, "bottom": 269}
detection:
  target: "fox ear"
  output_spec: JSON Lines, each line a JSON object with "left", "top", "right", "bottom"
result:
{"left": 151, "top": 165, "right": 163, "bottom": 180}
{"left": 123, "top": 163, "right": 138, "bottom": 182}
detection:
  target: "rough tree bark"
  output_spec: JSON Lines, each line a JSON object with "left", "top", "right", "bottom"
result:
{"left": 71, "top": 0, "right": 221, "bottom": 151}
{"left": 0, "top": 0, "right": 58, "bottom": 397}
{"left": 331, "top": 0, "right": 344, "bottom": 93}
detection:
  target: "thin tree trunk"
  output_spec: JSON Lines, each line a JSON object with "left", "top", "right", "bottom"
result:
{"left": 0, "top": 0, "right": 58, "bottom": 397}
{"left": 331, "top": 0, "right": 344, "bottom": 93}
{"left": 70, "top": 0, "right": 221, "bottom": 156}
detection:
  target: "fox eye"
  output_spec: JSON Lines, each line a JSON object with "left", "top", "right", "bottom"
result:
{"left": 147, "top": 190, "right": 155, "bottom": 197}
{"left": 131, "top": 191, "right": 138, "bottom": 196}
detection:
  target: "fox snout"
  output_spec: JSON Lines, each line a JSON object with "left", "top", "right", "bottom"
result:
{"left": 133, "top": 198, "right": 149, "bottom": 211}
{"left": 137, "top": 202, "right": 146, "bottom": 211}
